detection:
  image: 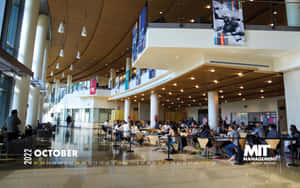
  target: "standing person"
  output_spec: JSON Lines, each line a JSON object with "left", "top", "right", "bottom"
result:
{"left": 6, "top": 110, "right": 21, "bottom": 141}
{"left": 66, "top": 116, "right": 72, "bottom": 127}
{"left": 288, "top": 125, "right": 300, "bottom": 157}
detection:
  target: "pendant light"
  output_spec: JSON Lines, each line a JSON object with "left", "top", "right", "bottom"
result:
{"left": 59, "top": 49, "right": 64, "bottom": 57}
{"left": 76, "top": 51, "right": 80, "bottom": 59}
{"left": 70, "top": 64, "right": 73, "bottom": 71}
{"left": 62, "top": 72, "right": 65, "bottom": 78}
{"left": 56, "top": 63, "right": 60, "bottom": 69}
{"left": 50, "top": 71, "right": 53, "bottom": 76}
{"left": 81, "top": 26, "right": 87, "bottom": 37}
{"left": 58, "top": 21, "right": 64, "bottom": 34}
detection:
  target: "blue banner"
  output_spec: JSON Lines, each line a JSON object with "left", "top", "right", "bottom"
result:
{"left": 138, "top": 4, "right": 147, "bottom": 54}
{"left": 131, "top": 22, "right": 138, "bottom": 64}
{"left": 136, "top": 68, "right": 141, "bottom": 85}
{"left": 125, "top": 70, "right": 130, "bottom": 90}
{"left": 148, "top": 69, "right": 156, "bottom": 79}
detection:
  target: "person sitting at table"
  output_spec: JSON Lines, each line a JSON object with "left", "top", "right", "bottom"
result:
{"left": 162, "top": 121, "right": 171, "bottom": 134}
{"left": 155, "top": 120, "right": 160, "bottom": 129}
{"left": 119, "top": 121, "right": 130, "bottom": 141}
{"left": 224, "top": 125, "right": 240, "bottom": 161}
{"left": 199, "top": 124, "right": 211, "bottom": 138}
{"left": 144, "top": 121, "right": 150, "bottom": 128}
{"left": 165, "top": 125, "right": 178, "bottom": 153}
{"left": 238, "top": 122, "right": 247, "bottom": 134}
{"left": 266, "top": 124, "right": 278, "bottom": 138}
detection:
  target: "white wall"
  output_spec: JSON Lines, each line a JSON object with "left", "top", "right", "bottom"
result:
{"left": 284, "top": 69, "right": 300, "bottom": 130}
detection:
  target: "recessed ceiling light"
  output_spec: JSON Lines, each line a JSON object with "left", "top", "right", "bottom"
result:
{"left": 168, "top": 92, "right": 172, "bottom": 95}
{"left": 260, "top": 89, "right": 264, "bottom": 93}
{"left": 219, "top": 90, "right": 223, "bottom": 93}
{"left": 190, "top": 76, "right": 195, "bottom": 80}
{"left": 134, "top": 96, "right": 137, "bottom": 98}
{"left": 173, "top": 83, "right": 177, "bottom": 86}
{"left": 267, "top": 80, "right": 273, "bottom": 84}
{"left": 213, "top": 80, "right": 219, "bottom": 84}
{"left": 158, "top": 95, "right": 162, "bottom": 98}
{"left": 238, "top": 92, "right": 242, "bottom": 96}
{"left": 240, "top": 86, "right": 244, "bottom": 89}
{"left": 220, "top": 96, "right": 224, "bottom": 99}
{"left": 162, "top": 104, "right": 165, "bottom": 106}
{"left": 202, "top": 93, "right": 206, "bottom": 97}
{"left": 249, "top": 0, "right": 254, "bottom": 2}
{"left": 237, "top": 72, "right": 243, "bottom": 77}
{"left": 273, "top": 11, "right": 278, "bottom": 15}
{"left": 166, "top": 99, "right": 170, "bottom": 102}
{"left": 261, "top": 96, "right": 265, "bottom": 99}
{"left": 210, "top": 69, "right": 216, "bottom": 73}
{"left": 206, "top": 5, "right": 211, "bottom": 9}
{"left": 180, "top": 89, "right": 184, "bottom": 93}
{"left": 159, "top": 11, "right": 163, "bottom": 15}
{"left": 141, "top": 98, "right": 145, "bottom": 101}
{"left": 181, "top": 101, "right": 184, "bottom": 104}
{"left": 189, "top": 19, "right": 195, "bottom": 23}
{"left": 162, "top": 87, "right": 166, "bottom": 91}
{"left": 242, "top": 98, "right": 246, "bottom": 101}
{"left": 188, "top": 96, "right": 192, "bottom": 99}
{"left": 134, "top": 99, "right": 137, "bottom": 102}
{"left": 192, "top": 99, "right": 196, "bottom": 102}
{"left": 269, "top": 23, "right": 274, "bottom": 27}
{"left": 177, "top": 97, "right": 180, "bottom": 101}
{"left": 205, "top": 98, "right": 208, "bottom": 101}
{"left": 195, "top": 85, "right": 199, "bottom": 88}
{"left": 171, "top": 102, "right": 174, "bottom": 105}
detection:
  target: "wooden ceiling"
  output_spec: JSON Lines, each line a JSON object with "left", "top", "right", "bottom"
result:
{"left": 46, "top": 0, "right": 286, "bottom": 84}
{"left": 117, "top": 64, "right": 284, "bottom": 109}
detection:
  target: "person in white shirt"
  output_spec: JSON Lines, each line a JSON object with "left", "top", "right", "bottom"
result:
{"left": 162, "top": 121, "right": 170, "bottom": 134}
{"left": 120, "top": 121, "right": 130, "bottom": 138}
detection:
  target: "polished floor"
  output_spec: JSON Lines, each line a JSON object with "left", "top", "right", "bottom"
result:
{"left": 0, "top": 127, "right": 300, "bottom": 188}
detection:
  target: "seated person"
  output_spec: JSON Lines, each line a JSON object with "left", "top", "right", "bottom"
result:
{"left": 238, "top": 122, "right": 247, "bottom": 134}
{"left": 224, "top": 125, "right": 240, "bottom": 161}
{"left": 161, "top": 121, "right": 170, "bottom": 134}
{"left": 266, "top": 124, "right": 278, "bottom": 138}
{"left": 288, "top": 125, "right": 300, "bottom": 158}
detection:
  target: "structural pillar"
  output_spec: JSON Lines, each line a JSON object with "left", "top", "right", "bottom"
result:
{"left": 12, "top": 0, "right": 40, "bottom": 133}
{"left": 124, "top": 99, "right": 131, "bottom": 122}
{"left": 38, "top": 41, "right": 50, "bottom": 122}
{"left": 285, "top": 0, "right": 300, "bottom": 26}
{"left": 284, "top": 69, "right": 300, "bottom": 131}
{"left": 67, "top": 75, "right": 72, "bottom": 94}
{"left": 26, "top": 14, "right": 48, "bottom": 127}
{"left": 150, "top": 93, "right": 159, "bottom": 128}
{"left": 108, "top": 68, "right": 116, "bottom": 89}
{"left": 55, "top": 79, "right": 60, "bottom": 104}
{"left": 208, "top": 91, "right": 219, "bottom": 130}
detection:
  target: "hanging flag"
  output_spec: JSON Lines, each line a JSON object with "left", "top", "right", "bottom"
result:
{"left": 213, "top": 0, "right": 245, "bottom": 45}
{"left": 90, "top": 79, "right": 97, "bottom": 95}
{"left": 131, "top": 22, "right": 138, "bottom": 64}
{"left": 136, "top": 68, "right": 141, "bottom": 85}
{"left": 125, "top": 70, "right": 130, "bottom": 90}
{"left": 138, "top": 3, "right": 148, "bottom": 54}
{"left": 149, "top": 69, "right": 156, "bottom": 79}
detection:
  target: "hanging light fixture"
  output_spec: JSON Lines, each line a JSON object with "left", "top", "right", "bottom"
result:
{"left": 56, "top": 63, "right": 60, "bottom": 69}
{"left": 58, "top": 21, "right": 64, "bottom": 34}
{"left": 59, "top": 49, "right": 64, "bottom": 57}
{"left": 69, "top": 64, "right": 73, "bottom": 71}
{"left": 81, "top": 26, "right": 87, "bottom": 37}
{"left": 76, "top": 50, "right": 80, "bottom": 59}
{"left": 62, "top": 72, "right": 65, "bottom": 78}
{"left": 50, "top": 71, "right": 53, "bottom": 76}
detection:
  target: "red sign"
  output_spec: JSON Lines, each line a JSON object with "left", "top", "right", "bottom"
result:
{"left": 90, "top": 79, "right": 97, "bottom": 95}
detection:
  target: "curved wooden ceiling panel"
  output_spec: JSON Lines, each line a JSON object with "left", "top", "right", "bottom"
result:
{"left": 47, "top": 0, "right": 146, "bottom": 83}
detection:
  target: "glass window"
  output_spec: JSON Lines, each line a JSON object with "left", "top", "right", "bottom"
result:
{"left": 0, "top": 0, "right": 6, "bottom": 39}
{"left": 0, "top": 73, "right": 14, "bottom": 129}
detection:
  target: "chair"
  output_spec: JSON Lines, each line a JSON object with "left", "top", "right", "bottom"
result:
{"left": 265, "top": 139, "right": 280, "bottom": 157}
{"left": 197, "top": 138, "right": 209, "bottom": 159}
{"left": 147, "top": 136, "right": 159, "bottom": 146}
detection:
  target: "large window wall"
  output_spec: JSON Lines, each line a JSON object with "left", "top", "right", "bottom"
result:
{"left": 0, "top": 0, "right": 24, "bottom": 57}
{"left": 0, "top": 73, "right": 14, "bottom": 129}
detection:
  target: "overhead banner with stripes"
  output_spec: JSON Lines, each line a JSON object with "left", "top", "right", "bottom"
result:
{"left": 213, "top": 0, "right": 245, "bottom": 45}
{"left": 138, "top": 3, "right": 148, "bottom": 54}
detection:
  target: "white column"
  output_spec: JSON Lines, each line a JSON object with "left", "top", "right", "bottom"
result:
{"left": 38, "top": 41, "right": 49, "bottom": 122}
{"left": 124, "top": 99, "right": 131, "bottom": 122}
{"left": 12, "top": 0, "right": 40, "bottom": 133}
{"left": 67, "top": 75, "right": 72, "bottom": 93}
{"left": 108, "top": 68, "right": 115, "bottom": 88}
{"left": 150, "top": 93, "right": 159, "bottom": 128}
{"left": 208, "top": 91, "right": 219, "bottom": 130}
{"left": 26, "top": 15, "right": 48, "bottom": 127}
{"left": 285, "top": 0, "right": 300, "bottom": 26}
{"left": 284, "top": 69, "right": 300, "bottom": 131}
{"left": 55, "top": 79, "right": 60, "bottom": 104}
